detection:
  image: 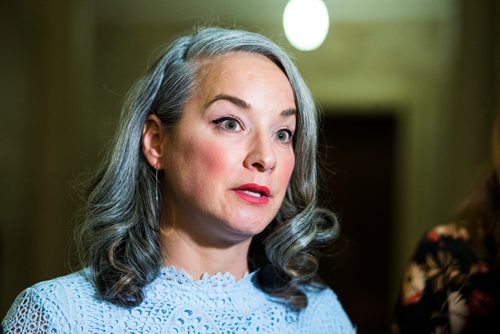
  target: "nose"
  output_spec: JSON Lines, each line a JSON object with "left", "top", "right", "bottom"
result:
{"left": 244, "top": 134, "right": 277, "bottom": 173}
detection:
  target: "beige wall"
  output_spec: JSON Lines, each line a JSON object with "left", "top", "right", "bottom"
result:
{"left": 1, "top": 0, "right": 496, "bottom": 320}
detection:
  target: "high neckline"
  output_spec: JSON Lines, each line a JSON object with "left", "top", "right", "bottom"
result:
{"left": 159, "top": 265, "right": 255, "bottom": 289}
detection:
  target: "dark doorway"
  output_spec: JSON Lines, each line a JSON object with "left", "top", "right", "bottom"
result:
{"left": 318, "top": 112, "right": 396, "bottom": 334}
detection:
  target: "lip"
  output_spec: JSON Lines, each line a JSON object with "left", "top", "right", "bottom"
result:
{"left": 233, "top": 183, "right": 271, "bottom": 204}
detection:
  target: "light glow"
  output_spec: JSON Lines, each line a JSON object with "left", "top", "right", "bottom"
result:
{"left": 283, "top": 0, "right": 330, "bottom": 51}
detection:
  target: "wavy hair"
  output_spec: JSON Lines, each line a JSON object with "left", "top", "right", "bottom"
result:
{"left": 454, "top": 111, "right": 500, "bottom": 264}
{"left": 76, "top": 27, "right": 339, "bottom": 310}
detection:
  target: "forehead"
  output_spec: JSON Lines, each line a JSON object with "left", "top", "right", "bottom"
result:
{"left": 191, "top": 52, "right": 295, "bottom": 107}
{"left": 195, "top": 52, "right": 289, "bottom": 87}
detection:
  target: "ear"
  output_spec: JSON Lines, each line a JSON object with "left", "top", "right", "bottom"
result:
{"left": 142, "top": 114, "right": 166, "bottom": 169}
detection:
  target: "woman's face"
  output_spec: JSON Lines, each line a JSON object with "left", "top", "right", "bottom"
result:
{"left": 160, "top": 52, "right": 296, "bottom": 245}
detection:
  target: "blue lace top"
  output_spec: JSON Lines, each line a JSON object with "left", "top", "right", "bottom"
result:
{"left": 2, "top": 266, "right": 355, "bottom": 333}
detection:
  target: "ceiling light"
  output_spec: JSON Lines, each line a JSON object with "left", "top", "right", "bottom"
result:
{"left": 283, "top": 0, "right": 330, "bottom": 51}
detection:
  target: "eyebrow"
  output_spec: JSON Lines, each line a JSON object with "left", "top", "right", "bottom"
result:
{"left": 206, "top": 94, "right": 250, "bottom": 110}
{"left": 206, "top": 94, "right": 297, "bottom": 117}
{"left": 281, "top": 108, "right": 297, "bottom": 117}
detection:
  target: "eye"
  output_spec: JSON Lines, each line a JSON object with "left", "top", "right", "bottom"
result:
{"left": 212, "top": 116, "right": 243, "bottom": 132}
{"left": 275, "top": 128, "right": 294, "bottom": 143}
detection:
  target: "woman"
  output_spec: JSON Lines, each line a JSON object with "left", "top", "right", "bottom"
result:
{"left": 391, "top": 111, "right": 500, "bottom": 333}
{"left": 2, "top": 27, "right": 354, "bottom": 333}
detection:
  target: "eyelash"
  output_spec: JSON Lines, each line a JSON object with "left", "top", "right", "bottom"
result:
{"left": 212, "top": 115, "right": 294, "bottom": 143}
{"left": 212, "top": 116, "right": 244, "bottom": 132}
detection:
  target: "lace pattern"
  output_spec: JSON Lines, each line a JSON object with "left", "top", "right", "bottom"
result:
{"left": 2, "top": 266, "right": 355, "bottom": 333}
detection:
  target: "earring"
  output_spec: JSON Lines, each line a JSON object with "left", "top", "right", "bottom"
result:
{"left": 155, "top": 165, "right": 159, "bottom": 202}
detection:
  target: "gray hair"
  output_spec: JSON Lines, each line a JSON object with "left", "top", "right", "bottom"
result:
{"left": 77, "top": 27, "right": 339, "bottom": 310}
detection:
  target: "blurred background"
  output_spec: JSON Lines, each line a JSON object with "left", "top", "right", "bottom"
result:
{"left": 0, "top": 0, "right": 498, "bottom": 332}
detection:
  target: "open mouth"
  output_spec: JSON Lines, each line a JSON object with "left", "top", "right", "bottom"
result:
{"left": 242, "top": 189, "right": 265, "bottom": 198}
{"left": 234, "top": 183, "right": 270, "bottom": 204}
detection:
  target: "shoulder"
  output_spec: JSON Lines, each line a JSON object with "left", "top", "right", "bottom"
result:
{"left": 421, "top": 223, "right": 470, "bottom": 247}
{"left": 398, "top": 223, "right": 476, "bottom": 300}
{"left": 2, "top": 270, "right": 94, "bottom": 333}
{"left": 425, "top": 223, "right": 470, "bottom": 240}
{"left": 32, "top": 269, "right": 93, "bottom": 295}
{"left": 392, "top": 223, "right": 499, "bottom": 333}
{"left": 410, "top": 223, "right": 476, "bottom": 267}
{"left": 28, "top": 269, "right": 95, "bottom": 308}
{"left": 299, "top": 285, "right": 356, "bottom": 334}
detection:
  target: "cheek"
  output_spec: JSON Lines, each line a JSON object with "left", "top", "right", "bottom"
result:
{"left": 194, "top": 143, "right": 232, "bottom": 175}
{"left": 181, "top": 139, "right": 238, "bottom": 191}
{"left": 278, "top": 154, "right": 296, "bottom": 188}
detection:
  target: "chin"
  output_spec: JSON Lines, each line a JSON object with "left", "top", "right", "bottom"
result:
{"left": 222, "top": 214, "right": 274, "bottom": 241}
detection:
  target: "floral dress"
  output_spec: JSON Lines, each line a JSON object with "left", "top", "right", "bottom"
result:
{"left": 391, "top": 224, "right": 499, "bottom": 334}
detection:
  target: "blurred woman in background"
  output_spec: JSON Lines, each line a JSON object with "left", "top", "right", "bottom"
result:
{"left": 392, "top": 111, "right": 500, "bottom": 333}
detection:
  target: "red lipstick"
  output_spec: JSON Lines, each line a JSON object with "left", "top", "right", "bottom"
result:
{"left": 234, "top": 183, "right": 270, "bottom": 204}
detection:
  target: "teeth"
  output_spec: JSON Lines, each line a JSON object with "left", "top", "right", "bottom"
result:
{"left": 243, "top": 190, "right": 262, "bottom": 197}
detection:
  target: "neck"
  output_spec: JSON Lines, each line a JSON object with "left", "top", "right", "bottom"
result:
{"left": 159, "top": 225, "right": 252, "bottom": 280}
